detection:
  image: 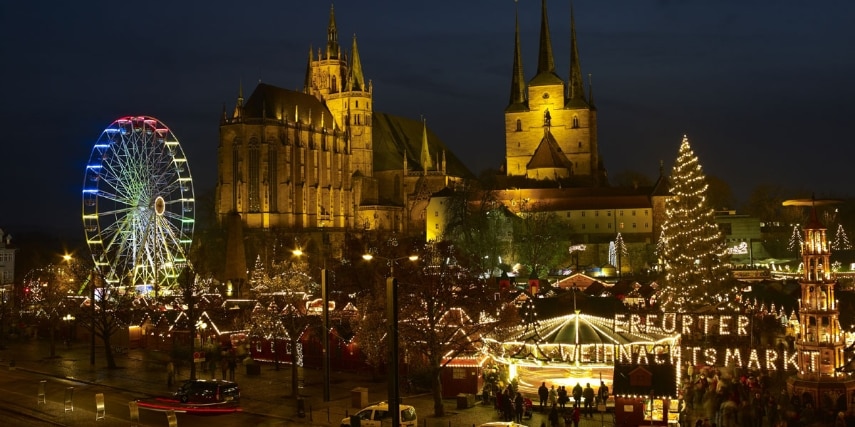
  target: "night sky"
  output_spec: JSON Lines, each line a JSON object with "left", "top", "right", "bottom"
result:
{"left": 2, "top": 0, "right": 854, "bottom": 240}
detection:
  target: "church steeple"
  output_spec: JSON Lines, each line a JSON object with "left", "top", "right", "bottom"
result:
{"left": 507, "top": 4, "right": 527, "bottom": 109}
{"left": 232, "top": 81, "right": 244, "bottom": 120}
{"left": 568, "top": 3, "right": 585, "bottom": 101}
{"left": 326, "top": 4, "right": 340, "bottom": 59}
{"left": 348, "top": 34, "right": 366, "bottom": 92}
{"left": 304, "top": 46, "right": 314, "bottom": 94}
{"left": 531, "top": 0, "right": 563, "bottom": 86}
{"left": 420, "top": 117, "right": 433, "bottom": 173}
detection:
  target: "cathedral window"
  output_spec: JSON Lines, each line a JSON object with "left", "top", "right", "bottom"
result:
{"left": 248, "top": 139, "right": 261, "bottom": 212}
{"left": 331, "top": 76, "right": 337, "bottom": 92}
{"left": 269, "top": 150, "right": 278, "bottom": 211}
{"left": 516, "top": 119, "right": 522, "bottom": 131}
{"left": 572, "top": 116, "right": 580, "bottom": 128}
{"left": 355, "top": 101, "right": 359, "bottom": 108}
{"left": 578, "top": 141, "right": 582, "bottom": 148}
{"left": 608, "top": 223, "right": 612, "bottom": 229}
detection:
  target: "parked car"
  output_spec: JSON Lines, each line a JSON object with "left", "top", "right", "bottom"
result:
{"left": 340, "top": 401, "right": 418, "bottom": 427}
{"left": 175, "top": 379, "right": 240, "bottom": 406}
{"left": 477, "top": 422, "right": 529, "bottom": 427}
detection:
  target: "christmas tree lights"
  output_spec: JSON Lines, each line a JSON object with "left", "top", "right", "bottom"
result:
{"left": 832, "top": 223, "right": 852, "bottom": 251}
{"left": 658, "top": 136, "right": 728, "bottom": 311}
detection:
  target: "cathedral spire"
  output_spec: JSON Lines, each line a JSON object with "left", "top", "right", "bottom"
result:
{"left": 232, "top": 81, "right": 244, "bottom": 120}
{"left": 326, "top": 4, "right": 340, "bottom": 59}
{"left": 587, "top": 73, "right": 596, "bottom": 108}
{"left": 536, "top": 0, "right": 555, "bottom": 77}
{"left": 507, "top": 2, "right": 526, "bottom": 108}
{"left": 349, "top": 34, "right": 366, "bottom": 91}
{"left": 568, "top": 2, "right": 585, "bottom": 101}
{"left": 420, "top": 116, "right": 433, "bottom": 173}
{"left": 304, "top": 46, "right": 314, "bottom": 94}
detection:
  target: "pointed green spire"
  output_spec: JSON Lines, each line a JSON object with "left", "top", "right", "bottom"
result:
{"left": 420, "top": 117, "right": 433, "bottom": 172}
{"left": 349, "top": 34, "right": 366, "bottom": 91}
{"left": 508, "top": 4, "right": 526, "bottom": 108}
{"left": 536, "top": 0, "right": 555, "bottom": 76}
{"left": 568, "top": 3, "right": 585, "bottom": 101}
{"left": 326, "top": 4, "right": 339, "bottom": 59}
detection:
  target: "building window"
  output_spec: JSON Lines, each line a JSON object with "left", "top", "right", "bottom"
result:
{"left": 434, "top": 211, "right": 438, "bottom": 217}
{"left": 581, "top": 212, "right": 586, "bottom": 217}
{"left": 620, "top": 211, "right": 624, "bottom": 216}
{"left": 578, "top": 142, "right": 582, "bottom": 148}
{"left": 608, "top": 223, "right": 612, "bottom": 229}
{"left": 644, "top": 210, "right": 649, "bottom": 216}
{"left": 566, "top": 212, "right": 571, "bottom": 218}
{"left": 572, "top": 116, "right": 579, "bottom": 128}
{"left": 435, "top": 224, "right": 439, "bottom": 230}
{"left": 632, "top": 223, "right": 637, "bottom": 229}
{"left": 582, "top": 224, "right": 586, "bottom": 230}
{"left": 645, "top": 223, "right": 649, "bottom": 228}
{"left": 607, "top": 211, "right": 611, "bottom": 216}
{"left": 595, "top": 211, "right": 599, "bottom": 217}
{"left": 516, "top": 119, "right": 522, "bottom": 131}
{"left": 595, "top": 224, "right": 599, "bottom": 229}
{"left": 632, "top": 210, "right": 636, "bottom": 216}
{"left": 355, "top": 101, "right": 359, "bottom": 108}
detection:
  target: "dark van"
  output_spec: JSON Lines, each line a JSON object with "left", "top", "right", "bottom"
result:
{"left": 175, "top": 379, "right": 240, "bottom": 406}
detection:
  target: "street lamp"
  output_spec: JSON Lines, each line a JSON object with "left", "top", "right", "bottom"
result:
{"left": 293, "top": 247, "right": 331, "bottom": 402}
{"left": 362, "top": 252, "right": 418, "bottom": 427}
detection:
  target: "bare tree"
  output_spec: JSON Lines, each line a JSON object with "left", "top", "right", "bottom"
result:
{"left": 513, "top": 201, "right": 572, "bottom": 278}
{"left": 250, "top": 257, "right": 317, "bottom": 399}
{"left": 74, "top": 270, "right": 135, "bottom": 369}
{"left": 396, "top": 242, "right": 519, "bottom": 416}
{"left": 21, "top": 262, "right": 81, "bottom": 358}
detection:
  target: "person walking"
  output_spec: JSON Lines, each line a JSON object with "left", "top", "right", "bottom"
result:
{"left": 549, "top": 385, "right": 558, "bottom": 409}
{"left": 539, "top": 382, "right": 549, "bottom": 412}
{"left": 572, "top": 383, "right": 583, "bottom": 408}
{"left": 597, "top": 380, "right": 609, "bottom": 408}
{"left": 166, "top": 361, "right": 175, "bottom": 387}
{"left": 514, "top": 392, "right": 524, "bottom": 423}
{"left": 583, "top": 383, "right": 595, "bottom": 417}
{"left": 549, "top": 404, "right": 560, "bottom": 427}
{"left": 228, "top": 356, "right": 236, "bottom": 381}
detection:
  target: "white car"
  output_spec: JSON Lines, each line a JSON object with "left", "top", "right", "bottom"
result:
{"left": 340, "top": 401, "right": 418, "bottom": 427}
{"left": 477, "top": 423, "right": 529, "bottom": 427}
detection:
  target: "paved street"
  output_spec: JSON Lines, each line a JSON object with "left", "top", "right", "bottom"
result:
{"left": 0, "top": 337, "right": 617, "bottom": 426}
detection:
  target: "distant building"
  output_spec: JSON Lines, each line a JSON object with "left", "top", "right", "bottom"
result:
{"left": 215, "top": 6, "right": 471, "bottom": 242}
{"left": 715, "top": 210, "right": 769, "bottom": 265}
{"left": 0, "top": 229, "right": 14, "bottom": 285}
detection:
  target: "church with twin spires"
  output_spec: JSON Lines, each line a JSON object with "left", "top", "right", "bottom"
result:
{"left": 504, "top": 0, "right": 605, "bottom": 186}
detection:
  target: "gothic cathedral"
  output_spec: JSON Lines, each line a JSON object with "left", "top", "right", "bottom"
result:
{"left": 215, "top": 6, "right": 470, "bottom": 238}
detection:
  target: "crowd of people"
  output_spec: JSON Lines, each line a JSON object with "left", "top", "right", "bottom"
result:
{"left": 682, "top": 368, "right": 855, "bottom": 427}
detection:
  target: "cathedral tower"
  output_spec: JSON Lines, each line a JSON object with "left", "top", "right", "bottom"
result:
{"left": 504, "top": 0, "right": 600, "bottom": 184}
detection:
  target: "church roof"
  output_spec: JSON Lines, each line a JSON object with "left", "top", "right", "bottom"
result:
{"left": 372, "top": 112, "right": 473, "bottom": 178}
{"left": 242, "top": 83, "right": 336, "bottom": 130}
{"left": 526, "top": 131, "right": 573, "bottom": 171}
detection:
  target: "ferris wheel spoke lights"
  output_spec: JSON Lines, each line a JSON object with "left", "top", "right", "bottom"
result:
{"left": 81, "top": 116, "right": 195, "bottom": 294}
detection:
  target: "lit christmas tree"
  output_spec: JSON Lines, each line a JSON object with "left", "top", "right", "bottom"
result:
{"left": 787, "top": 224, "right": 803, "bottom": 253}
{"left": 832, "top": 223, "right": 852, "bottom": 251}
{"left": 659, "top": 135, "right": 728, "bottom": 311}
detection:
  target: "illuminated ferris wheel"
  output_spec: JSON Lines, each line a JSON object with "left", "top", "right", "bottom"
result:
{"left": 81, "top": 116, "right": 195, "bottom": 294}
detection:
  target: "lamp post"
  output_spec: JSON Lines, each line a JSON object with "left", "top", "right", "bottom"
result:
{"left": 362, "top": 252, "right": 418, "bottom": 427}
{"left": 293, "top": 247, "right": 331, "bottom": 402}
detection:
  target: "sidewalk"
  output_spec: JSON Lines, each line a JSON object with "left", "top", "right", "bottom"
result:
{"left": 0, "top": 337, "right": 616, "bottom": 427}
